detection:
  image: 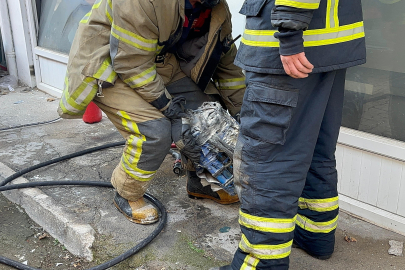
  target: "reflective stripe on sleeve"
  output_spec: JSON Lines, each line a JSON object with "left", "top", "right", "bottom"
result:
{"left": 111, "top": 23, "right": 158, "bottom": 52}
{"left": 241, "top": 22, "right": 364, "bottom": 48}
{"left": 241, "top": 254, "right": 260, "bottom": 270}
{"left": 298, "top": 196, "right": 339, "bottom": 212}
{"left": 80, "top": 0, "right": 103, "bottom": 24}
{"left": 123, "top": 65, "right": 157, "bottom": 89}
{"left": 106, "top": 0, "right": 113, "bottom": 24}
{"left": 239, "top": 210, "right": 296, "bottom": 233}
{"left": 60, "top": 77, "right": 98, "bottom": 115}
{"left": 93, "top": 57, "right": 117, "bottom": 83}
{"left": 216, "top": 77, "right": 246, "bottom": 90}
{"left": 296, "top": 214, "right": 338, "bottom": 233}
{"left": 239, "top": 234, "right": 292, "bottom": 260}
{"left": 117, "top": 111, "right": 156, "bottom": 182}
{"left": 275, "top": 0, "right": 321, "bottom": 9}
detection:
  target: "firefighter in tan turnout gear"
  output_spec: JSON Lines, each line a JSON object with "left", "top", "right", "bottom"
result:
{"left": 57, "top": 0, "right": 246, "bottom": 224}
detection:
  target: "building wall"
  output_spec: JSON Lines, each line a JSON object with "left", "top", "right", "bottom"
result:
{"left": 6, "top": 0, "right": 35, "bottom": 87}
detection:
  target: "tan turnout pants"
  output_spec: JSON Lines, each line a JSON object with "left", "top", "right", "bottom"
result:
{"left": 93, "top": 56, "right": 220, "bottom": 201}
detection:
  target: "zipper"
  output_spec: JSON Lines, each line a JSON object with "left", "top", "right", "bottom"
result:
{"left": 97, "top": 80, "right": 104, "bottom": 98}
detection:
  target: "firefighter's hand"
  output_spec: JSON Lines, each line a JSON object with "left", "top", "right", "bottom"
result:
{"left": 280, "top": 52, "right": 314, "bottom": 79}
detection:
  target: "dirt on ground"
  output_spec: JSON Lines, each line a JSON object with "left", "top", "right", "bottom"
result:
{"left": 0, "top": 193, "right": 91, "bottom": 270}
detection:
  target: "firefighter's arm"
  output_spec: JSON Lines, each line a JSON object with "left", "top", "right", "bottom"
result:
{"left": 271, "top": 0, "right": 318, "bottom": 78}
{"left": 109, "top": 0, "right": 171, "bottom": 111}
{"left": 212, "top": 43, "right": 246, "bottom": 116}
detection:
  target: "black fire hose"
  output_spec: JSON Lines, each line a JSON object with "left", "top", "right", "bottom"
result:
{"left": 0, "top": 141, "right": 168, "bottom": 270}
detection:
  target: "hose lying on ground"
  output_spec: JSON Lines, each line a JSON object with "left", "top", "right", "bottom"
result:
{"left": 0, "top": 118, "right": 61, "bottom": 132}
{"left": 0, "top": 141, "right": 168, "bottom": 270}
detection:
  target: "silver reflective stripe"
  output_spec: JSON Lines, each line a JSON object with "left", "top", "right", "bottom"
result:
{"left": 218, "top": 79, "right": 246, "bottom": 89}
{"left": 111, "top": 24, "right": 157, "bottom": 51}
{"left": 275, "top": 0, "right": 321, "bottom": 9}
{"left": 239, "top": 210, "right": 296, "bottom": 233}
{"left": 75, "top": 82, "right": 97, "bottom": 105}
{"left": 124, "top": 136, "right": 141, "bottom": 164}
{"left": 327, "top": 0, "right": 339, "bottom": 28}
{"left": 239, "top": 234, "right": 292, "bottom": 260}
{"left": 242, "top": 22, "right": 364, "bottom": 47}
{"left": 296, "top": 214, "right": 338, "bottom": 233}
{"left": 304, "top": 26, "right": 364, "bottom": 41}
{"left": 120, "top": 156, "right": 155, "bottom": 179}
{"left": 241, "top": 255, "right": 260, "bottom": 270}
{"left": 61, "top": 95, "right": 82, "bottom": 114}
{"left": 125, "top": 67, "right": 156, "bottom": 88}
{"left": 298, "top": 197, "right": 339, "bottom": 212}
{"left": 97, "top": 65, "right": 117, "bottom": 82}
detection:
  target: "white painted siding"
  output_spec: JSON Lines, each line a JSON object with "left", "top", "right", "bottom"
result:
{"left": 337, "top": 143, "right": 405, "bottom": 234}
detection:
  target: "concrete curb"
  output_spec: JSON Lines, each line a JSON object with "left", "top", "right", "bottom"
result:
{"left": 0, "top": 162, "right": 95, "bottom": 261}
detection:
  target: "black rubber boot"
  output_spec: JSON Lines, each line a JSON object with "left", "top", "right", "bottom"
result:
{"left": 292, "top": 241, "right": 332, "bottom": 260}
{"left": 186, "top": 171, "right": 238, "bottom": 205}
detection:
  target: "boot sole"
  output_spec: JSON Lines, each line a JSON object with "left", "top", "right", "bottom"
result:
{"left": 113, "top": 201, "right": 159, "bottom": 225}
{"left": 187, "top": 192, "right": 239, "bottom": 205}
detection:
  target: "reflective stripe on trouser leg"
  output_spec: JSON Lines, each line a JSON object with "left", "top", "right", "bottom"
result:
{"left": 232, "top": 70, "right": 344, "bottom": 269}
{"left": 294, "top": 69, "right": 346, "bottom": 257}
{"left": 93, "top": 78, "right": 171, "bottom": 201}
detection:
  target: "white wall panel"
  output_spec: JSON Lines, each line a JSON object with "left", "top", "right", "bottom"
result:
{"left": 38, "top": 56, "right": 66, "bottom": 91}
{"left": 356, "top": 152, "right": 381, "bottom": 206}
{"left": 337, "top": 143, "right": 405, "bottom": 235}
{"left": 397, "top": 168, "right": 405, "bottom": 216}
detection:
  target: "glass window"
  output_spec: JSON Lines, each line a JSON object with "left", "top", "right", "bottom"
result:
{"left": 37, "top": 0, "right": 96, "bottom": 54}
{"left": 342, "top": 0, "right": 405, "bottom": 142}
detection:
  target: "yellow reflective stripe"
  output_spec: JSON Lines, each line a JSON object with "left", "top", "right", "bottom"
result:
{"left": 296, "top": 214, "right": 338, "bottom": 233}
{"left": 111, "top": 23, "right": 157, "bottom": 52}
{"left": 216, "top": 77, "right": 246, "bottom": 90}
{"left": 80, "top": 11, "right": 91, "bottom": 24}
{"left": 326, "top": 0, "right": 339, "bottom": 28}
{"left": 80, "top": 0, "right": 102, "bottom": 24}
{"left": 61, "top": 77, "right": 97, "bottom": 114}
{"left": 241, "top": 254, "right": 259, "bottom": 270}
{"left": 275, "top": 0, "right": 320, "bottom": 9}
{"left": 241, "top": 22, "right": 364, "bottom": 48}
{"left": 117, "top": 111, "right": 156, "bottom": 181}
{"left": 298, "top": 196, "right": 339, "bottom": 212}
{"left": 239, "top": 210, "right": 296, "bottom": 233}
{"left": 93, "top": 57, "right": 117, "bottom": 83}
{"left": 333, "top": 0, "right": 339, "bottom": 27}
{"left": 106, "top": 0, "right": 113, "bottom": 24}
{"left": 239, "top": 234, "right": 292, "bottom": 260}
{"left": 123, "top": 65, "right": 156, "bottom": 89}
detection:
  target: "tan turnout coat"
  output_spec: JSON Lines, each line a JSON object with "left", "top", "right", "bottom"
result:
{"left": 58, "top": 0, "right": 246, "bottom": 118}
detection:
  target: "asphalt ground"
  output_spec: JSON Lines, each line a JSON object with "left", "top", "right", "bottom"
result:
{"left": 0, "top": 86, "right": 404, "bottom": 270}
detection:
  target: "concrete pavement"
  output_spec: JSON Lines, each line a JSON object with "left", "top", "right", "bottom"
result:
{"left": 0, "top": 86, "right": 404, "bottom": 269}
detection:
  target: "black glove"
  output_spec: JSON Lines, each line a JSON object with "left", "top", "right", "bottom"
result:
{"left": 162, "top": 96, "right": 187, "bottom": 119}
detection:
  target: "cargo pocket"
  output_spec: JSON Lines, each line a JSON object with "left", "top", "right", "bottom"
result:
{"left": 239, "top": 0, "right": 267, "bottom": 16}
{"left": 240, "top": 82, "right": 298, "bottom": 145}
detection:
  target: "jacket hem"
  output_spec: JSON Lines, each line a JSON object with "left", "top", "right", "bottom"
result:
{"left": 234, "top": 58, "right": 366, "bottom": 74}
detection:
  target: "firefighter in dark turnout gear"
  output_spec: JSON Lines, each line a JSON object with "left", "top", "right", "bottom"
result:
{"left": 210, "top": 0, "right": 366, "bottom": 269}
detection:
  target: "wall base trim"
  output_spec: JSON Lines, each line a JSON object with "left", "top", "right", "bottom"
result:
{"left": 339, "top": 194, "right": 405, "bottom": 236}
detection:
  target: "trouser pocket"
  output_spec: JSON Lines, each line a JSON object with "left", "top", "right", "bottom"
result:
{"left": 240, "top": 82, "right": 298, "bottom": 145}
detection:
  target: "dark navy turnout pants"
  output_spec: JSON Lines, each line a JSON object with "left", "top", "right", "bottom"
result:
{"left": 232, "top": 69, "right": 346, "bottom": 270}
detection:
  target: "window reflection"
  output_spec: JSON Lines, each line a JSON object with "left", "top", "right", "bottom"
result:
{"left": 37, "top": 0, "right": 95, "bottom": 54}
{"left": 342, "top": 0, "right": 405, "bottom": 142}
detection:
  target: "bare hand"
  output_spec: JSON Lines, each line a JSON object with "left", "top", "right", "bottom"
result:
{"left": 280, "top": 52, "right": 314, "bottom": 79}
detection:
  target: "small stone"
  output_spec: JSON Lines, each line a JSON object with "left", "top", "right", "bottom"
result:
{"left": 388, "top": 240, "right": 403, "bottom": 256}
